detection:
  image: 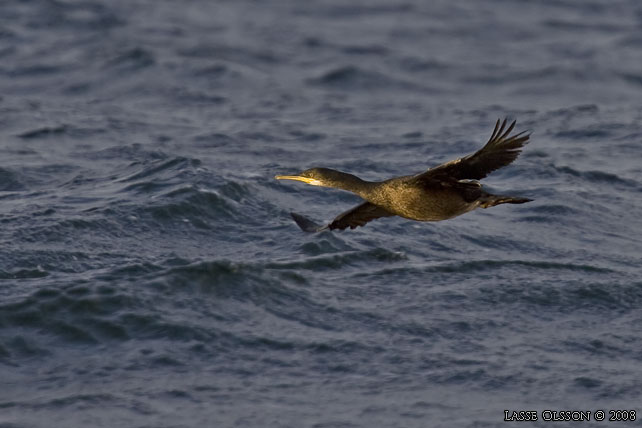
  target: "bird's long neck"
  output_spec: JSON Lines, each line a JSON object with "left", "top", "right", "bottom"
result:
{"left": 324, "top": 171, "right": 379, "bottom": 199}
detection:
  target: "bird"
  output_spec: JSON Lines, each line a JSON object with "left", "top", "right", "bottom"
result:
{"left": 275, "top": 118, "right": 531, "bottom": 232}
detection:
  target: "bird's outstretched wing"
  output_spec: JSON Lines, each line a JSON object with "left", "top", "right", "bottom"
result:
{"left": 412, "top": 118, "right": 530, "bottom": 184}
{"left": 328, "top": 201, "right": 394, "bottom": 230}
{"left": 290, "top": 202, "right": 394, "bottom": 232}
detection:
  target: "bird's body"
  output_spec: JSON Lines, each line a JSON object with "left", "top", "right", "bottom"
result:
{"left": 363, "top": 175, "right": 477, "bottom": 221}
{"left": 276, "top": 119, "right": 532, "bottom": 232}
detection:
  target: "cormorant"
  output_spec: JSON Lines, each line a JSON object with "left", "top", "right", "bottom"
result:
{"left": 275, "top": 118, "right": 531, "bottom": 232}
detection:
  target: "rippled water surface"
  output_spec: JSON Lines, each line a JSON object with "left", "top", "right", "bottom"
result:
{"left": 2, "top": 1, "right": 642, "bottom": 427}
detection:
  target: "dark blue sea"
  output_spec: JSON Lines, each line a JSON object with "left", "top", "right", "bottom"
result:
{"left": 1, "top": 1, "right": 642, "bottom": 427}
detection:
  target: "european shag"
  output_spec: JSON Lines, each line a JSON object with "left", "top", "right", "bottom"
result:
{"left": 276, "top": 118, "right": 531, "bottom": 232}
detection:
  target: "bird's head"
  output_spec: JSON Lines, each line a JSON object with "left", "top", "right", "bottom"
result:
{"left": 275, "top": 167, "right": 341, "bottom": 187}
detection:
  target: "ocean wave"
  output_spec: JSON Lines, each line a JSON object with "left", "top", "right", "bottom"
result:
{"left": 0, "top": 167, "right": 26, "bottom": 191}
{"left": 555, "top": 165, "right": 641, "bottom": 188}
{"left": 429, "top": 259, "right": 613, "bottom": 274}
{"left": 351, "top": 258, "right": 615, "bottom": 289}
{"left": 103, "top": 47, "right": 155, "bottom": 72}
{"left": 295, "top": 3, "right": 414, "bottom": 18}
{"left": 0, "top": 256, "right": 341, "bottom": 360}
{"left": 0, "top": 277, "right": 148, "bottom": 356}
{"left": 190, "top": 132, "right": 237, "bottom": 148}
{"left": 20, "top": 0, "right": 122, "bottom": 31}
{"left": 158, "top": 260, "right": 309, "bottom": 299}
{"left": 117, "top": 156, "right": 201, "bottom": 184}
{"left": 475, "top": 279, "right": 642, "bottom": 312}
{"left": 0, "top": 268, "right": 49, "bottom": 280}
{"left": 17, "top": 124, "right": 106, "bottom": 140}
{"left": 307, "top": 65, "right": 430, "bottom": 92}
{"left": 517, "top": 203, "right": 581, "bottom": 224}
{"left": 134, "top": 185, "right": 251, "bottom": 226}
{"left": 266, "top": 248, "right": 407, "bottom": 270}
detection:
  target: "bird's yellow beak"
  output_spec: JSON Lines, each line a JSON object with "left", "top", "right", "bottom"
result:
{"left": 274, "top": 175, "right": 323, "bottom": 186}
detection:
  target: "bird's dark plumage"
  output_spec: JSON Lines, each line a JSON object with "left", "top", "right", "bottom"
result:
{"left": 276, "top": 118, "right": 532, "bottom": 232}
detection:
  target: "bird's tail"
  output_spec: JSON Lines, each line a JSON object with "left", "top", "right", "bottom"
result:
{"left": 479, "top": 194, "right": 532, "bottom": 208}
{"left": 289, "top": 212, "right": 327, "bottom": 233}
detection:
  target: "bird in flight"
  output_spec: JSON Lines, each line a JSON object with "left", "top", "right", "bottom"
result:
{"left": 276, "top": 118, "right": 531, "bottom": 232}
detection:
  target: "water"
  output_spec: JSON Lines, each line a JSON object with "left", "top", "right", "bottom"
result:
{"left": 1, "top": 1, "right": 642, "bottom": 427}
